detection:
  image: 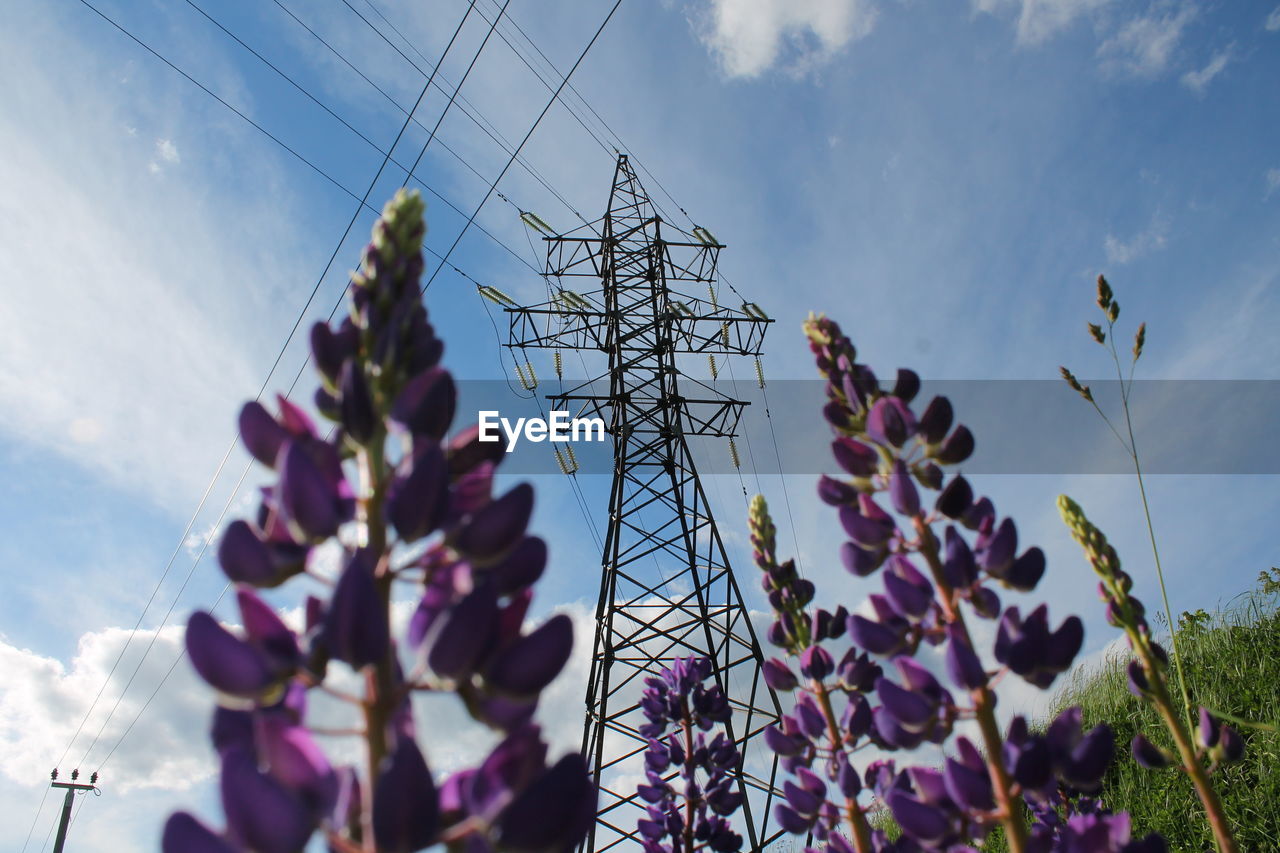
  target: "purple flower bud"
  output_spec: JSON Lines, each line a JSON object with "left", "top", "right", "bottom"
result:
{"left": 836, "top": 754, "right": 862, "bottom": 798}
{"left": 840, "top": 541, "right": 887, "bottom": 576}
{"left": 998, "top": 547, "right": 1046, "bottom": 592}
{"left": 218, "top": 520, "right": 276, "bottom": 586}
{"left": 970, "top": 586, "right": 1000, "bottom": 620}
{"left": 839, "top": 503, "right": 894, "bottom": 549}
{"left": 800, "top": 646, "right": 834, "bottom": 681}
{"left": 961, "top": 495, "right": 994, "bottom": 531}
{"left": 186, "top": 612, "right": 273, "bottom": 697}
{"left": 448, "top": 423, "right": 506, "bottom": 476}
{"left": 944, "top": 624, "right": 987, "bottom": 690}
{"left": 426, "top": 584, "right": 499, "bottom": 681}
{"left": 886, "top": 790, "right": 951, "bottom": 846}
{"left": 935, "top": 425, "right": 975, "bottom": 464}
{"left": 866, "top": 396, "right": 916, "bottom": 447}
{"left": 387, "top": 442, "right": 448, "bottom": 543}
{"left": 496, "top": 754, "right": 595, "bottom": 852}
{"left": 255, "top": 715, "right": 337, "bottom": 813}
{"left": 784, "top": 780, "right": 823, "bottom": 816}
{"left": 832, "top": 437, "right": 879, "bottom": 477}
{"left": 842, "top": 693, "right": 873, "bottom": 740}
{"left": 889, "top": 460, "right": 920, "bottom": 515}
{"left": 848, "top": 613, "right": 906, "bottom": 656}
{"left": 487, "top": 613, "right": 573, "bottom": 698}
{"left": 456, "top": 483, "right": 534, "bottom": 562}
{"left": 883, "top": 556, "right": 933, "bottom": 620}
{"left": 211, "top": 707, "right": 253, "bottom": 756}
{"left": 876, "top": 678, "right": 934, "bottom": 731}
{"left": 373, "top": 736, "right": 438, "bottom": 852}
{"left": 918, "top": 396, "right": 953, "bottom": 445}
{"left": 390, "top": 367, "right": 457, "bottom": 441}
{"left": 837, "top": 649, "right": 881, "bottom": 692}
{"left": 221, "top": 745, "right": 314, "bottom": 853}
{"left": 1198, "top": 707, "right": 1219, "bottom": 749}
{"left": 489, "top": 536, "right": 548, "bottom": 595}
{"left": 239, "top": 401, "right": 289, "bottom": 468}
{"left": 236, "top": 588, "right": 299, "bottom": 673}
{"left": 773, "top": 803, "right": 813, "bottom": 834}
{"left": 793, "top": 694, "right": 828, "bottom": 741}
{"left": 1131, "top": 733, "right": 1171, "bottom": 769}
{"left": 162, "top": 812, "right": 238, "bottom": 853}
{"left": 764, "top": 724, "right": 806, "bottom": 757}
{"left": 914, "top": 462, "right": 944, "bottom": 490}
{"left": 817, "top": 474, "right": 859, "bottom": 506}
{"left": 1219, "top": 724, "right": 1245, "bottom": 762}
{"left": 943, "top": 754, "right": 994, "bottom": 812}
{"left": 935, "top": 475, "right": 973, "bottom": 519}
{"left": 278, "top": 441, "right": 342, "bottom": 540}
{"left": 977, "top": 518, "right": 1018, "bottom": 577}
{"left": 323, "top": 549, "right": 389, "bottom": 668}
{"left": 763, "top": 658, "right": 799, "bottom": 691}
{"left": 1127, "top": 659, "right": 1151, "bottom": 697}
{"left": 943, "top": 527, "right": 978, "bottom": 588}
{"left": 892, "top": 369, "right": 920, "bottom": 402}
{"left": 338, "top": 360, "right": 376, "bottom": 443}
{"left": 1005, "top": 733, "right": 1052, "bottom": 791}
{"left": 308, "top": 321, "right": 352, "bottom": 384}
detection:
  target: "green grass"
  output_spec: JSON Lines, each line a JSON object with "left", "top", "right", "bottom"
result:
{"left": 1044, "top": 584, "right": 1280, "bottom": 850}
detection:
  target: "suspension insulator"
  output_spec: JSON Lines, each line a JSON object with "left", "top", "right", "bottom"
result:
{"left": 554, "top": 447, "right": 572, "bottom": 475}
{"left": 708, "top": 283, "right": 718, "bottom": 308}
{"left": 478, "top": 285, "right": 517, "bottom": 307}
{"left": 721, "top": 321, "right": 730, "bottom": 346}
{"left": 525, "top": 361, "right": 538, "bottom": 389}
{"left": 554, "top": 350, "right": 563, "bottom": 379}
{"left": 708, "top": 355, "right": 718, "bottom": 380}
{"left": 729, "top": 438, "right": 741, "bottom": 469}
{"left": 565, "top": 444, "right": 579, "bottom": 472}
{"left": 515, "top": 362, "right": 536, "bottom": 391}
{"left": 520, "top": 210, "right": 555, "bottom": 234}
{"left": 755, "top": 356, "right": 765, "bottom": 388}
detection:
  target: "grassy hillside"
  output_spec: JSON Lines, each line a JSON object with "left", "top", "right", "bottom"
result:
{"left": 1047, "top": 577, "right": 1280, "bottom": 850}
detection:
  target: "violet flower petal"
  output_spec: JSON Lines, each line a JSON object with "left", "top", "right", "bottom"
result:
{"left": 487, "top": 613, "right": 573, "bottom": 698}
{"left": 162, "top": 812, "right": 238, "bottom": 853}
{"left": 373, "top": 737, "right": 439, "bottom": 853}
{"left": 186, "top": 612, "right": 273, "bottom": 697}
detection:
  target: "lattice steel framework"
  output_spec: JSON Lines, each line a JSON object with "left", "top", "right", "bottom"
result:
{"left": 506, "top": 155, "right": 784, "bottom": 851}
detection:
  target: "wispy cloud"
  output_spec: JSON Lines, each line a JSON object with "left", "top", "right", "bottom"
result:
{"left": 1104, "top": 214, "right": 1170, "bottom": 264}
{"left": 690, "top": 0, "right": 878, "bottom": 78}
{"left": 1098, "top": 3, "right": 1198, "bottom": 77}
{"left": 148, "top": 137, "right": 181, "bottom": 174}
{"left": 1181, "top": 45, "right": 1233, "bottom": 94}
{"left": 1266, "top": 6, "right": 1280, "bottom": 32}
{"left": 1266, "top": 167, "right": 1280, "bottom": 199}
{"left": 973, "top": 0, "right": 1113, "bottom": 46}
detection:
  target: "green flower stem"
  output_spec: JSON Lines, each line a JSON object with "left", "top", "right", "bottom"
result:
{"left": 913, "top": 517, "right": 1029, "bottom": 853}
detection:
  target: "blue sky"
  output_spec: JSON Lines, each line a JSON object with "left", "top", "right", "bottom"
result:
{"left": 2, "top": 0, "right": 1279, "bottom": 849}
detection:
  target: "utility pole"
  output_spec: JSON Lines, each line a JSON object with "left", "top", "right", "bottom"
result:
{"left": 48, "top": 769, "right": 97, "bottom": 853}
{"left": 505, "top": 155, "right": 783, "bottom": 851}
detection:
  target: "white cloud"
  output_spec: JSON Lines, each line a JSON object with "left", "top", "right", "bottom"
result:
{"left": 974, "top": 0, "right": 1113, "bottom": 45}
{"left": 1180, "top": 45, "right": 1232, "bottom": 94}
{"left": 1104, "top": 214, "right": 1169, "bottom": 264}
{"left": 1266, "top": 6, "right": 1280, "bottom": 32}
{"left": 691, "top": 0, "right": 878, "bottom": 78}
{"left": 0, "top": 625, "right": 210, "bottom": 796}
{"left": 1098, "top": 3, "right": 1198, "bottom": 77}
{"left": 1265, "top": 167, "right": 1280, "bottom": 199}
{"left": 156, "top": 138, "right": 180, "bottom": 164}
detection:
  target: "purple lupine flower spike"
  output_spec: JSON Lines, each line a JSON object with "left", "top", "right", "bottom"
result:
{"left": 162, "top": 812, "right": 239, "bottom": 853}
{"left": 372, "top": 736, "right": 439, "bottom": 853}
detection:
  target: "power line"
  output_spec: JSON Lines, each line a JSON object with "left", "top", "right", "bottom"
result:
{"left": 58, "top": 0, "right": 479, "bottom": 776}
{"left": 421, "top": 0, "right": 624, "bottom": 293}
{"left": 19, "top": 785, "right": 52, "bottom": 853}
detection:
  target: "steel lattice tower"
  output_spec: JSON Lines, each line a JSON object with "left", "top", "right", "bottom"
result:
{"left": 506, "top": 155, "right": 783, "bottom": 851}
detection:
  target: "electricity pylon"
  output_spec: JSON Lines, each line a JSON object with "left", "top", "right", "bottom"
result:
{"left": 505, "top": 155, "right": 783, "bottom": 851}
